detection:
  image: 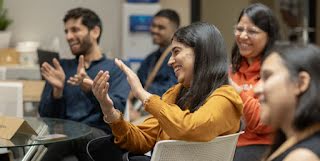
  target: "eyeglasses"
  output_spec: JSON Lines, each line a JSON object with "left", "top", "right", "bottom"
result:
{"left": 234, "top": 25, "right": 263, "bottom": 38}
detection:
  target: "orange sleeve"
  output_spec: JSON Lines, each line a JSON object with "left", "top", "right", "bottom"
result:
{"left": 240, "top": 91, "right": 273, "bottom": 134}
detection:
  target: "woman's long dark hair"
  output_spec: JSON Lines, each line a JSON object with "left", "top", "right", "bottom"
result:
{"left": 173, "top": 22, "right": 229, "bottom": 112}
{"left": 231, "top": 3, "right": 280, "bottom": 72}
{"left": 263, "top": 43, "right": 320, "bottom": 159}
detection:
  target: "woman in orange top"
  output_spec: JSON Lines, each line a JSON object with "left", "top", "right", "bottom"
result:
{"left": 229, "top": 3, "right": 280, "bottom": 161}
{"left": 88, "top": 22, "right": 243, "bottom": 161}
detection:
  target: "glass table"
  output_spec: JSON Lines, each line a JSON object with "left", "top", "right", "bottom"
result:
{"left": 0, "top": 117, "right": 92, "bottom": 161}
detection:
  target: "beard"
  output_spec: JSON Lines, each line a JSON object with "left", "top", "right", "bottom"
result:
{"left": 70, "top": 34, "right": 93, "bottom": 56}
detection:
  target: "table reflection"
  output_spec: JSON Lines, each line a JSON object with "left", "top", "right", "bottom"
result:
{"left": 0, "top": 117, "right": 92, "bottom": 148}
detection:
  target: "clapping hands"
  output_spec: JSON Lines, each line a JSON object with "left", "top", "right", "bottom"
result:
{"left": 67, "top": 55, "right": 93, "bottom": 92}
{"left": 41, "top": 58, "right": 65, "bottom": 98}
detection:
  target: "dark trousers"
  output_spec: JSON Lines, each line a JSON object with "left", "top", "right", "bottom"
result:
{"left": 233, "top": 145, "right": 269, "bottom": 161}
{"left": 41, "top": 127, "right": 107, "bottom": 161}
{"left": 87, "top": 135, "right": 150, "bottom": 161}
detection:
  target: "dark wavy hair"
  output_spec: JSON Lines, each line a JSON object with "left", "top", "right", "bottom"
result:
{"left": 231, "top": 3, "right": 280, "bottom": 72}
{"left": 63, "top": 7, "right": 103, "bottom": 43}
{"left": 264, "top": 43, "right": 320, "bottom": 159}
{"left": 173, "top": 22, "right": 229, "bottom": 112}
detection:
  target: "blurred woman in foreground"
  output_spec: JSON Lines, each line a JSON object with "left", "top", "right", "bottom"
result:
{"left": 256, "top": 43, "right": 320, "bottom": 161}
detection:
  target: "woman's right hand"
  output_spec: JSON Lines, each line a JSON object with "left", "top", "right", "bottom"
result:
{"left": 92, "top": 70, "right": 114, "bottom": 114}
{"left": 115, "top": 58, "right": 151, "bottom": 102}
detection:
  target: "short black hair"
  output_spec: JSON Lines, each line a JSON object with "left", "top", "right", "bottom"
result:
{"left": 154, "top": 9, "right": 180, "bottom": 28}
{"left": 63, "top": 7, "right": 102, "bottom": 43}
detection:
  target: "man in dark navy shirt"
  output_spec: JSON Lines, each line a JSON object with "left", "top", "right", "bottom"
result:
{"left": 138, "top": 9, "right": 179, "bottom": 96}
{"left": 39, "top": 7, "right": 129, "bottom": 161}
{"left": 129, "top": 9, "right": 179, "bottom": 121}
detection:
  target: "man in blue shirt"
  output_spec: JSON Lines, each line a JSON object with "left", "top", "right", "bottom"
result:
{"left": 138, "top": 9, "right": 179, "bottom": 95}
{"left": 39, "top": 7, "right": 129, "bottom": 161}
{"left": 129, "top": 9, "right": 179, "bottom": 121}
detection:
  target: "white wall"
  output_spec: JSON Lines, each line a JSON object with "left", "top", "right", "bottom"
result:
{"left": 121, "top": 0, "right": 190, "bottom": 60}
{"left": 5, "top": 0, "right": 122, "bottom": 58}
{"left": 160, "top": 0, "right": 190, "bottom": 27}
{"left": 4, "top": 0, "right": 191, "bottom": 59}
{"left": 201, "top": 0, "right": 249, "bottom": 54}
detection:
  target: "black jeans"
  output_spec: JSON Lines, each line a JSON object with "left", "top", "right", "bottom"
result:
{"left": 233, "top": 145, "right": 269, "bottom": 161}
{"left": 87, "top": 135, "right": 150, "bottom": 161}
{"left": 41, "top": 127, "right": 107, "bottom": 161}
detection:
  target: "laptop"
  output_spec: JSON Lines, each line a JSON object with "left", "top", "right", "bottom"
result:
{"left": 37, "top": 49, "right": 60, "bottom": 79}
{"left": 37, "top": 49, "right": 60, "bottom": 67}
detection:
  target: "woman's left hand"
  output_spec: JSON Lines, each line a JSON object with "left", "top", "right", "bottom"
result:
{"left": 115, "top": 58, "right": 151, "bottom": 102}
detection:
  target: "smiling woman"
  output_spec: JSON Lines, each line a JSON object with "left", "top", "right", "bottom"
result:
{"left": 168, "top": 40, "right": 194, "bottom": 88}
{"left": 229, "top": 3, "right": 281, "bottom": 161}
{"left": 257, "top": 43, "right": 320, "bottom": 161}
{"left": 89, "top": 22, "right": 243, "bottom": 161}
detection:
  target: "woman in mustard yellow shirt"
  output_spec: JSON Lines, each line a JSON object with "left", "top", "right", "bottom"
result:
{"left": 89, "top": 22, "right": 243, "bottom": 161}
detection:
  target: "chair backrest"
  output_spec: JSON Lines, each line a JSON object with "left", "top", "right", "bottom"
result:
{"left": 151, "top": 131, "right": 244, "bottom": 161}
{"left": 0, "top": 82, "right": 23, "bottom": 117}
{"left": 0, "top": 67, "right": 6, "bottom": 80}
